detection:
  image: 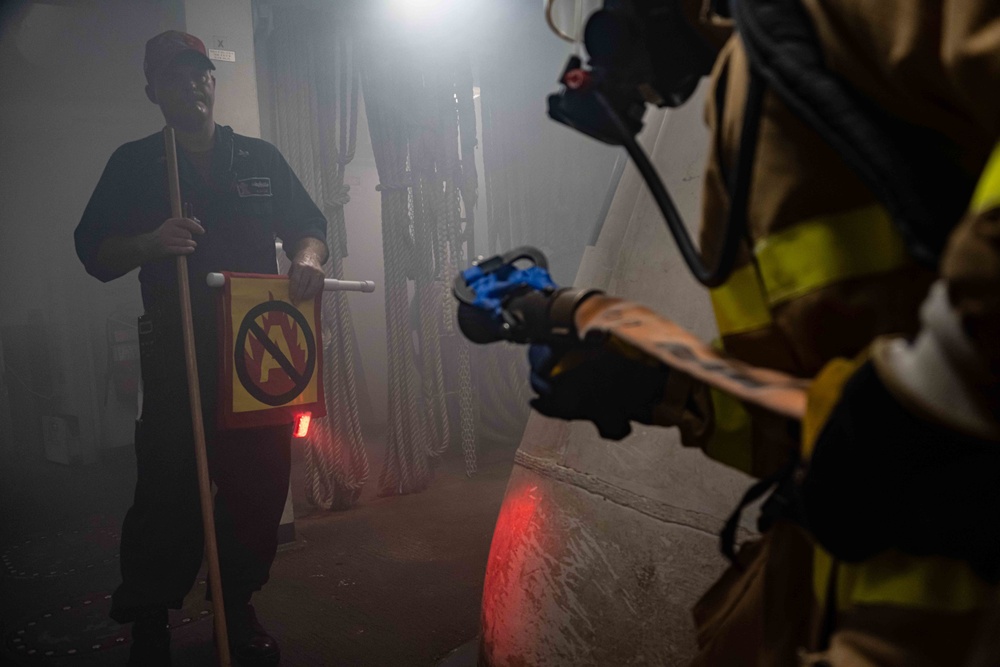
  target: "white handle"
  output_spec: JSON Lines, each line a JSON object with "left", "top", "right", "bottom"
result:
{"left": 206, "top": 273, "right": 376, "bottom": 293}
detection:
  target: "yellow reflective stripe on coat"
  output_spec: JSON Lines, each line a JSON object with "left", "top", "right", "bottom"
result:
{"left": 970, "top": 141, "right": 1000, "bottom": 213}
{"left": 755, "top": 205, "right": 911, "bottom": 305}
{"left": 813, "top": 547, "right": 994, "bottom": 613}
{"left": 709, "top": 262, "right": 771, "bottom": 336}
{"left": 705, "top": 387, "right": 753, "bottom": 473}
{"left": 802, "top": 354, "right": 869, "bottom": 459}
{"left": 709, "top": 205, "right": 912, "bottom": 336}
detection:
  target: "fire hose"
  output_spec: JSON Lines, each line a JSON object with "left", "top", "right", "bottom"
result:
{"left": 453, "top": 246, "right": 808, "bottom": 421}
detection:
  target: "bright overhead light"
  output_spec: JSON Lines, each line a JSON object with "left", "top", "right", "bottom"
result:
{"left": 388, "top": 0, "right": 451, "bottom": 26}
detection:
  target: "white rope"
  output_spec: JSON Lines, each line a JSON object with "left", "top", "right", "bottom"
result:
{"left": 364, "top": 39, "right": 432, "bottom": 496}
{"left": 264, "top": 8, "right": 370, "bottom": 510}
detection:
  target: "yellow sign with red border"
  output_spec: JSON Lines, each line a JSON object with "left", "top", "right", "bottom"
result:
{"left": 218, "top": 272, "right": 326, "bottom": 429}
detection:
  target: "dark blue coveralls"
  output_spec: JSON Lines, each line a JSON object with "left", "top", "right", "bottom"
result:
{"left": 75, "top": 124, "right": 327, "bottom": 621}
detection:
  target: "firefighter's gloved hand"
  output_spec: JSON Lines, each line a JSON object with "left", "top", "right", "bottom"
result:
{"left": 528, "top": 337, "right": 669, "bottom": 441}
{"left": 800, "top": 360, "right": 1000, "bottom": 582}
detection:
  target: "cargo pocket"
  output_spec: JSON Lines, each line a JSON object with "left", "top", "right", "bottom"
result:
{"left": 137, "top": 314, "right": 155, "bottom": 399}
{"left": 136, "top": 311, "right": 186, "bottom": 425}
{"left": 234, "top": 195, "right": 274, "bottom": 230}
{"left": 691, "top": 521, "right": 816, "bottom": 667}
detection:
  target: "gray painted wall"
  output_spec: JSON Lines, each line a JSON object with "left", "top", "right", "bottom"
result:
{"left": 481, "top": 83, "right": 758, "bottom": 665}
{"left": 0, "top": 1, "right": 184, "bottom": 463}
{"left": 184, "top": 0, "right": 261, "bottom": 138}
{"left": 0, "top": 0, "right": 270, "bottom": 463}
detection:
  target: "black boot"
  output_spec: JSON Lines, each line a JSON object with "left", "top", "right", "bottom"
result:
{"left": 128, "top": 608, "right": 171, "bottom": 666}
{"left": 225, "top": 604, "right": 280, "bottom": 666}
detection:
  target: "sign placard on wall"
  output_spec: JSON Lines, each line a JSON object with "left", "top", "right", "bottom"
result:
{"left": 209, "top": 48, "right": 235, "bottom": 62}
{"left": 209, "top": 36, "right": 235, "bottom": 62}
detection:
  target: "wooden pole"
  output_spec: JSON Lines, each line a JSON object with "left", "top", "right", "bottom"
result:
{"left": 163, "top": 126, "right": 232, "bottom": 667}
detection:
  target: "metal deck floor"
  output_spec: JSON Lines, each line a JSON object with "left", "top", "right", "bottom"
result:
{"left": 0, "top": 431, "right": 516, "bottom": 666}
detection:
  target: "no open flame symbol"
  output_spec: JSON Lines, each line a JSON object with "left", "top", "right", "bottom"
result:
{"left": 234, "top": 299, "right": 317, "bottom": 407}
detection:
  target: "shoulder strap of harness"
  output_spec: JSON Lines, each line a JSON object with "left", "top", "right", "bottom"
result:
{"left": 732, "top": 0, "right": 975, "bottom": 267}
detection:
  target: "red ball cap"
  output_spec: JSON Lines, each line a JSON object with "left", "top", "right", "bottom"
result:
{"left": 143, "top": 30, "right": 215, "bottom": 85}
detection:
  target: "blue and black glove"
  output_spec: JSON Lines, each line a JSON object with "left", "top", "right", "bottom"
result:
{"left": 528, "top": 337, "right": 670, "bottom": 440}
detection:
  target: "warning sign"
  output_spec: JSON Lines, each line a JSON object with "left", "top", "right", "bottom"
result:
{"left": 218, "top": 273, "right": 326, "bottom": 430}
{"left": 235, "top": 300, "right": 316, "bottom": 406}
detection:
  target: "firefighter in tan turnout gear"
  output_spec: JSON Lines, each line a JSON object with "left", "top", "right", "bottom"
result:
{"left": 515, "top": 1, "right": 1000, "bottom": 664}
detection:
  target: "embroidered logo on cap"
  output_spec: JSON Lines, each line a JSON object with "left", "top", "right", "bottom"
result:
{"left": 236, "top": 177, "right": 272, "bottom": 197}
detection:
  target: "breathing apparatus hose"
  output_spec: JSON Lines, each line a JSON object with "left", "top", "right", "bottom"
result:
{"left": 592, "top": 70, "right": 766, "bottom": 288}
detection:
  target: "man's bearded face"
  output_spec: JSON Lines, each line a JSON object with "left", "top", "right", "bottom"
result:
{"left": 150, "top": 59, "right": 215, "bottom": 131}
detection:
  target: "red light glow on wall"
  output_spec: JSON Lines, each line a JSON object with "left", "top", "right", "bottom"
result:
{"left": 480, "top": 475, "right": 544, "bottom": 663}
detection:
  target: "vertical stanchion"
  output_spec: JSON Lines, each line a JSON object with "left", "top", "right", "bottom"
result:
{"left": 163, "top": 126, "right": 232, "bottom": 667}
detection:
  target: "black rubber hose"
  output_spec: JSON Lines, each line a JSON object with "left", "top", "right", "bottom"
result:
{"left": 593, "top": 72, "right": 765, "bottom": 288}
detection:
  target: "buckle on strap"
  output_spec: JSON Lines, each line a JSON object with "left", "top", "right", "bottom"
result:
{"left": 720, "top": 453, "right": 803, "bottom": 567}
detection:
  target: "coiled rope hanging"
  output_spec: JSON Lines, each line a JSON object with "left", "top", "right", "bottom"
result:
{"left": 265, "top": 7, "right": 370, "bottom": 510}
{"left": 363, "top": 37, "right": 433, "bottom": 495}
{"left": 363, "top": 30, "right": 483, "bottom": 492}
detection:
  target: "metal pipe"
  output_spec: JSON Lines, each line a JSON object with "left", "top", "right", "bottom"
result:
{"left": 206, "top": 273, "right": 376, "bottom": 293}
